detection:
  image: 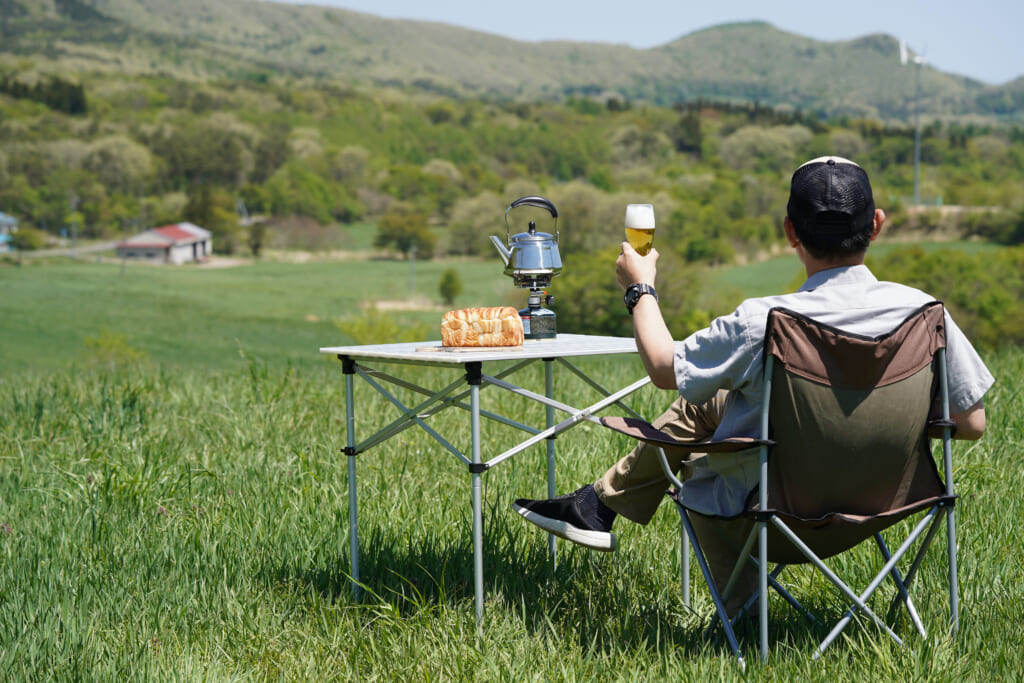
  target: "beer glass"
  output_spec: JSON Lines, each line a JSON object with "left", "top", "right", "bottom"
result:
{"left": 624, "top": 204, "right": 655, "bottom": 256}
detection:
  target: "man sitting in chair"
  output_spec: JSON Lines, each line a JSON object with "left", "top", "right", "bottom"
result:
{"left": 513, "top": 156, "right": 994, "bottom": 616}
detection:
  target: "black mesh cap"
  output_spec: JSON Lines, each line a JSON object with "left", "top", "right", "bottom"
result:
{"left": 787, "top": 156, "right": 875, "bottom": 243}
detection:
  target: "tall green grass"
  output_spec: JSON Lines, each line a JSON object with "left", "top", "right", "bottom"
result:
{"left": 0, "top": 343, "right": 1020, "bottom": 680}
{"left": 2, "top": 257, "right": 1021, "bottom": 680}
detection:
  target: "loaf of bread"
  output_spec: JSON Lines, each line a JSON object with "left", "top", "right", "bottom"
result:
{"left": 441, "top": 306, "right": 524, "bottom": 347}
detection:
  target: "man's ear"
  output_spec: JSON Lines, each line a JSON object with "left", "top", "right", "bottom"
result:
{"left": 783, "top": 217, "right": 800, "bottom": 248}
{"left": 870, "top": 209, "right": 886, "bottom": 241}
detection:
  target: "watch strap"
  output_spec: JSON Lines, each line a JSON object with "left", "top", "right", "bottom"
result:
{"left": 625, "top": 283, "right": 658, "bottom": 315}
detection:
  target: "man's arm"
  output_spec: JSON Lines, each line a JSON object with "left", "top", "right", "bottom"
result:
{"left": 616, "top": 243, "right": 676, "bottom": 390}
{"left": 952, "top": 400, "right": 986, "bottom": 440}
{"left": 930, "top": 399, "right": 985, "bottom": 440}
{"left": 630, "top": 293, "right": 676, "bottom": 389}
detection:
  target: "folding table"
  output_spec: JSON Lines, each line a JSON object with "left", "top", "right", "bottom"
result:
{"left": 320, "top": 334, "right": 652, "bottom": 621}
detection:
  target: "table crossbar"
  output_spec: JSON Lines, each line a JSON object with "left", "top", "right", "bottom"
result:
{"left": 352, "top": 364, "right": 545, "bottom": 454}
{"left": 484, "top": 374, "right": 652, "bottom": 468}
{"left": 556, "top": 357, "right": 646, "bottom": 420}
{"left": 354, "top": 367, "right": 471, "bottom": 463}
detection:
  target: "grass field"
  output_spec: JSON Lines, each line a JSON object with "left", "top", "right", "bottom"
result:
{"left": 1, "top": 254, "right": 1021, "bottom": 680}
{"left": 0, "top": 256, "right": 510, "bottom": 375}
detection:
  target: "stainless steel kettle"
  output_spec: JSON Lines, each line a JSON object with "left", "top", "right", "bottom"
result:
{"left": 490, "top": 196, "right": 562, "bottom": 288}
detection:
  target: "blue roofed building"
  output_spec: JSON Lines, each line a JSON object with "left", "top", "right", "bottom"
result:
{"left": 0, "top": 211, "right": 17, "bottom": 233}
{"left": 0, "top": 212, "right": 18, "bottom": 253}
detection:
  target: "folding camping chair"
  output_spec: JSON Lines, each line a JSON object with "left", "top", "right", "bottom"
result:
{"left": 602, "top": 302, "right": 959, "bottom": 665}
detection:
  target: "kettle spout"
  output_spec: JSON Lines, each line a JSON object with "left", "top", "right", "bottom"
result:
{"left": 489, "top": 235, "right": 510, "bottom": 266}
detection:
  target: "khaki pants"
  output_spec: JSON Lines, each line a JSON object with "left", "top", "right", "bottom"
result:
{"left": 594, "top": 392, "right": 757, "bottom": 615}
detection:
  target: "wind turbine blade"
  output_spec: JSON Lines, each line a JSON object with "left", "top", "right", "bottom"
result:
{"left": 899, "top": 39, "right": 908, "bottom": 65}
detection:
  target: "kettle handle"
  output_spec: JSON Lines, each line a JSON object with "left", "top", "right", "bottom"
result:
{"left": 508, "top": 196, "right": 558, "bottom": 217}
{"left": 504, "top": 195, "right": 559, "bottom": 243}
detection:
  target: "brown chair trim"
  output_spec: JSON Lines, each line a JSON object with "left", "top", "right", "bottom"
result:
{"left": 764, "top": 301, "right": 946, "bottom": 390}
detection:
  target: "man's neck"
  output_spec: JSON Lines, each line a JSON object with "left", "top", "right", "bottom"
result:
{"left": 803, "top": 255, "right": 865, "bottom": 278}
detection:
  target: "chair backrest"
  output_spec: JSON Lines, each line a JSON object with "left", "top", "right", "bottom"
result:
{"left": 761, "top": 302, "right": 948, "bottom": 524}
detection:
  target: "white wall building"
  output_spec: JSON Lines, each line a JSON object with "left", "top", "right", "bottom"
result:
{"left": 116, "top": 223, "right": 212, "bottom": 264}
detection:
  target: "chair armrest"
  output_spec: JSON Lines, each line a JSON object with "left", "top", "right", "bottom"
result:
{"left": 600, "top": 416, "right": 773, "bottom": 453}
{"left": 927, "top": 418, "right": 957, "bottom": 439}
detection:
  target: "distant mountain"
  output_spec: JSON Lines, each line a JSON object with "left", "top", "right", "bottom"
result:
{"left": 1, "top": 0, "right": 1021, "bottom": 122}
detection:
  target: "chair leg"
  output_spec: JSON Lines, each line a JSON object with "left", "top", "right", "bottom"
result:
{"left": 721, "top": 524, "right": 759, "bottom": 606}
{"left": 759, "top": 520, "right": 769, "bottom": 663}
{"left": 681, "top": 520, "right": 690, "bottom": 608}
{"left": 677, "top": 507, "right": 744, "bottom": 666}
{"left": 741, "top": 561, "right": 817, "bottom": 625}
{"left": 946, "top": 505, "right": 959, "bottom": 634}
{"left": 894, "top": 512, "right": 944, "bottom": 591}
{"left": 805, "top": 511, "right": 939, "bottom": 657}
{"left": 768, "top": 518, "right": 909, "bottom": 657}
{"left": 874, "top": 533, "right": 927, "bottom": 638}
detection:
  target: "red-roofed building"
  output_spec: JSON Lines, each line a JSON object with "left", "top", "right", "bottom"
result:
{"left": 116, "top": 222, "right": 213, "bottom": 264}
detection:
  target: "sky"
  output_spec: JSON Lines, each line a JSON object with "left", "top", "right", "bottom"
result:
{"left": 278, "top": 0, "right": 1023, "bottom": 86}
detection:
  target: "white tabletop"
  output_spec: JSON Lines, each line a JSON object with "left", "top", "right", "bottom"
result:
{"left": 321, "top": 333, "right": 639, "bottom": 364}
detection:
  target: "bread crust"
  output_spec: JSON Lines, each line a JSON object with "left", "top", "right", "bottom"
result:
{"left": 441, "top": 306, "right": 524, "bottom": 347}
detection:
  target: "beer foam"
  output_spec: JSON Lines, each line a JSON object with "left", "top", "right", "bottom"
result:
{"left": 625, "top": 204, "right": 655, "bottom": 229}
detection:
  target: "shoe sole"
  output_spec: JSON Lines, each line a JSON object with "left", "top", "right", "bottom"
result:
{"left": 512, "top": 502, "right": 617, "bottom": 552}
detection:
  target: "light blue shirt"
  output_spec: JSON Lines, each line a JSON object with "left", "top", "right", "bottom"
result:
{"left": 673, "top": 264, "right": 995, "bottom": 516}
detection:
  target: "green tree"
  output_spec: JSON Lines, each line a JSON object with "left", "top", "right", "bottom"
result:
{"left": 719, "top": 125, "right": 811, "bottom": 172}
{"left": 9, "top": 226, "right": 48, "bottom": 250}
{"left": 373, "top": 211, "right": 436, "bottom": 259}
{"left": 251, "top": 122, "right": 291, "bottom": 184}
{"left": 871, "top": 246, "right": 1024, "bottom": 348}
{"left": 554, "top": 246, "right": 736, "bottom": 338}
{"left": 83, "top": 136, "right": 154, "bottom": 194}
{"left": 438, "top": 268, "right": 463, "bottom": 306}
{"left": 445, "top": 191, "right": 502, "bottom": 257}
{"left": 248, "top": 221, "right": 268, "bottom": 258}
{"left": 184, "top": 184, "right": 242, "bottom": 254}
{"left": 333, "top": 145, "right": 370, "bottom": 184}
{"left": 672, "top": 107, "right": 703, "bottom": 157}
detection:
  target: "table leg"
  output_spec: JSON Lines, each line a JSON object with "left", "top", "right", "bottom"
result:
{"left": 342, "top": 356, "right": 360, "bottom": 600}
{"left": 545, "top": 358, "right": 557, "bottom": 566}
{"left": 468, "top": 362, "right": 484, "bottom": 625}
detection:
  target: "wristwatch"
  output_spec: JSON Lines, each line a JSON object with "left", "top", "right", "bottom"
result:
{"left": 623, "top": 283, "right": 658, "bottom": 315}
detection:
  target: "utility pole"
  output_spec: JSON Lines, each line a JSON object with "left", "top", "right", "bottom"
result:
{"left": 69, "top": 194, "right": 79, "bottom": 258}
{"left": 912, "top": 54, "right": 922, "bottom": 206}
{"left": 900, "top": 40, "right": 926, "bottom": 206}
{"left": 409, "top": 243, "right": 417, "bottom": 299}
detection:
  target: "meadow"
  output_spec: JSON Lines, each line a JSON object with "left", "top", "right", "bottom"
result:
{"left": 1, "top": 254, "right": 1022, "bottom": 681}
{"left": 0, "top": 255, "right": 508, "bottom": 375}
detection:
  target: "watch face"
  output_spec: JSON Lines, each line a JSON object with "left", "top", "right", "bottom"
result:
{"left": 625, "top": 284, "right": 655, "bottom": 314}
{"left": 624, "top": 285, "right": 642, "bottom": 313}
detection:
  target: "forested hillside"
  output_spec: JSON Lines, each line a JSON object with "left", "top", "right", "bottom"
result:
{"left": 1, "top": 0, "right": 1022, "bottom": 118}
{"left": 2, "top": 68, "right": 1022, "bottom": 253}
{"left": 2, "top": 0, "right": 1024, "bottom": 347}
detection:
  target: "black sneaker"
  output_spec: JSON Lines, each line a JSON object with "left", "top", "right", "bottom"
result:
{"left": 512, "top": 485, "right": 617, "bottom": 552}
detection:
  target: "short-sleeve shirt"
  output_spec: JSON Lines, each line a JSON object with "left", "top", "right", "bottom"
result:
{"left": 673, "top": 264, "right": 995, "bottom": 517}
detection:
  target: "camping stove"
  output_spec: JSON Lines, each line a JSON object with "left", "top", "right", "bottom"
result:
{"left": 489, "top": 196, "right": 562, "bottom": 340}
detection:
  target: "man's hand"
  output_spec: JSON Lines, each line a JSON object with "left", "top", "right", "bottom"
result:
{"left": 616, "top": 241, "right": 659, "bottom": 290}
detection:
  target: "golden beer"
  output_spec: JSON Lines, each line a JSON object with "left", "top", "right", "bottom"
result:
{"left": 625, "top": 227, "right": 656, "bottom": 256}
{"left": 624, "top": 204, "right": 655, "bottom": 255}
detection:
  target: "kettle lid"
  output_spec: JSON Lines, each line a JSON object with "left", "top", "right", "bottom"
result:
{"left": 511, "top": 221, "right": 556, "bottom": 243}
